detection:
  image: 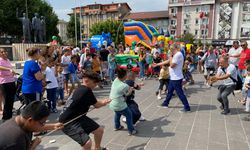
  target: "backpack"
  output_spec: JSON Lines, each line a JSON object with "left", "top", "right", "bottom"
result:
{"left": 222, "top": 68, "right": 243, "bottom": 90}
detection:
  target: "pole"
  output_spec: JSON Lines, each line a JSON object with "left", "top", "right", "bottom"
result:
{"left": 25, "top": 0, "right": 28, "bottom": 17}
{"left": 80, "top": 7, "right": 82, "bottom": 49}
{"left": 74, "top": 0, "right": 78, "bottom": 47}
{"left": 116, "top": 12, "right": 130, "bottom": 46}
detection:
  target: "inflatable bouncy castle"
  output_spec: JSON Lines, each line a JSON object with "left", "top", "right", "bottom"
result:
{"left": 90, "top": 32, "right": 112, "bottom": 51}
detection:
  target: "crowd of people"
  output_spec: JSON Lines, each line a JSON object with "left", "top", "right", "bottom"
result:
{"left": 0, "top": 40, "right": 250, "bottom": 149}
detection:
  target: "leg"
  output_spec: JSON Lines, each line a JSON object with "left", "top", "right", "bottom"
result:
{"left": 217, "top": 86, "right": 225, "bottom": 108}
{"left": 46, "top": 89, "right": 52, "bottom": 110}
{"left": 221, "top": 85, "right": 236, "bottom": 111}
{"left": 162, "top": 80, "right": 175, "bottom": 106}
{"left": 92, "top": 127, "right": 104, "bottom": 150}
{"left": 114, "top": 111, "right": 122, "bottom": 129}
{"left": 173, "top": 79, "right": 190, "bottom": 110}
{"left": 2, "top": 82, "right": 16, "bottom": 120}
{"left": 52, "top": 88, "right": 57, "bottom": 110}
{"left": 121, "top": 107, "right": 134, "bottom": 132}
{"left": 82, "top": 140, "right": 92, "bottom": 150}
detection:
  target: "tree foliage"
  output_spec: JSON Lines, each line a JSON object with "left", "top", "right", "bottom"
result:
{"left": 0, "top": 0, "right": 59, "bottom": 42}
{"left": 66, "top": 15, "right": 80, "bottom": 45}
{"left": 90, "top": 20, "right": 124, "bottom": 45}
{"left": 178, "top": 33, "right": 195, "bottom": 44}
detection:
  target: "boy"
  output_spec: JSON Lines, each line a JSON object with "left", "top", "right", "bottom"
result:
{"left": 68, "top": 55, "right": 81, "bottom": 96}
{"left": 156, "top": 64, "right": 169, "bottom": 100}
{"left": 124, "top": 72, "right": 145, "bottom": 124}
{"left": 56, "top": 65, "right": 65, "bottom": 106}
{"left": 61, "top": 48, "right": 71, "bottom": 95}
{"left": 45, "top": 59, "right": 59, "bottom": 113}
{"left": 59, "top": 71, "right": 110, "bottom": 150}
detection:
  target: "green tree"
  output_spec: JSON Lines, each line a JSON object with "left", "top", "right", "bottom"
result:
{"left": 66, "top": 15, "right": 80, "bottom": 46}
{"left": 90, "top": 20, "right": 124, "bottom": 45}
{"left": 0, "top": 0, "right": 59, "bottom": 42}
{"left": 178, "top": 33, "right": 195, "bottom": 44}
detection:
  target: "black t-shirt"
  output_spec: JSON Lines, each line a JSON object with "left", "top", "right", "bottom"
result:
{"left": 0, "top": 118, "right": 32, "bottom": 150}
{"left": 125, "top": 80, "right": 139, "bottom": 102}
{"left": 100, "top": 49, "right": 110, "bottom": 61}
{"left": 153, "top": 57, "right": 162, "bottom": 63}
{"left": 59, "top": 85, "right": 97, "bottom": 123}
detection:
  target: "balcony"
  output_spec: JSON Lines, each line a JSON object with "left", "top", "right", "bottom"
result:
{"left": 169, "top": 0, "right": 215, "bottom": 7}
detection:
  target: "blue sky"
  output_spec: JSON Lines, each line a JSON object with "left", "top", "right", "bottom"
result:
{"left": 47, "top": 0, "right": 168, "bottom": 21}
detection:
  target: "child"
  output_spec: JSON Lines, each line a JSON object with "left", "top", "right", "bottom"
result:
{"left": 156, "top": 64, "right": 169, "bottom": 100}
{"left": 108, "top": 50, "right": 116, "bottom": 82}
{"left": 123, "top": 72, "right": 145, "bottom": 124}
{"left": 68, "top": 55, "right": 81, "bottom": 96}
{"left": 56, "top": 65, "right": 65, "bottom": 106}
{"left": 109, "top": 68, "right": 137, "bottom": 135}
{"left": 183, "top": 59, "right": 194, "bottom": 89}
{"left": 153, "top": 52, "right": 162, "bottom": 77}
{"left": 92, "top": 53, "right": 103, "bottom": 89}
{"left": 239, "top": 59, "right": 250, "bottom": 105}
{"left": 244, "top": 66, "right": 250, "bottom": 112}
{"left": 83, "top": 53, "right": 93, "bottom": 72}
{"left": 45, "top": 59, "right": 59, "bottom": 113}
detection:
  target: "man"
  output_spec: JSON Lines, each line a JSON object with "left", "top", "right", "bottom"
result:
{"left": 59, "top": 71, "right": 110, "bottom": 150}
{"left": 100, "top": 45, "right": 110, "bottom": 81}
{"left": 238, "top": 41, "right": 250, "bottom": 79}
{"left": 153, "top": 44, "right": 191, "bottom": 113}
{"left": 210, "top": 56, "right": 237, "bottom": 115}
{"left": 200, "top": 46, "right": 218, "bottom": 86}
{"left": 80, "top": 47, "right": 91, "bottom": 69}
{"left": 0, "top": 101, "right": 63, "bottom": 150}
{"left": 228, "top": 41, "right": 242, "bottom": 68}
{"left": 151, "top": 44, "right": 161, "bottom": 58}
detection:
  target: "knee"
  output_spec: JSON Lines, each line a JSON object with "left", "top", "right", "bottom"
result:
{"left": 93, "top": 127, "right": 104, "bottom": 136}
{"left": 83, "top": 139, "right": 92, "bottom": 149}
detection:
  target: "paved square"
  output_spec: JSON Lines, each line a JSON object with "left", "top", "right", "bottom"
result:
{"left": 18, "top": 73, "right": 250, "bottom": 149}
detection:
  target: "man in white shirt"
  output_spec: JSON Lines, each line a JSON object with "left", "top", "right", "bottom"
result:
{"left": 228, "top": 41, "right": 242, "bottom": 68}
{"left": 210, "top": 56, "right": 237, "bottom": 115}
{"left": 153, "top": 44, "right": 191, "bottom": 113}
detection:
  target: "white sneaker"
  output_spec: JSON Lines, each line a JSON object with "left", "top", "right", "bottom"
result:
{"left": 139, "top": 116, "right": 146, "bottom": 121}
{"left": 157, "top": 95, "right": 162, "bottom": 100}
{"left": 122, "top": 117, "right": 126, "bottom": 122}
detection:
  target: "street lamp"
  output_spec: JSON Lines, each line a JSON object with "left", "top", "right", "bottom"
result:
{"left": 74, "top": 0, "right": 78, "bottom": 47}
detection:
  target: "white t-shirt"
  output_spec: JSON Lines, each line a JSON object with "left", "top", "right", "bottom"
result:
{"left": 217, "top": 64, "right": 237, "bottom": 85}
{"left": 169, "top": 51, "right": 184, "bottom": 80}
{"left": 45, "top": 67, "right": 58, "bottom": 89}
{"left": 228, "top": 47, "right": 242, "bottom": 66}
{"left": 61, "top": 55, "right": 71, "bottom": 74}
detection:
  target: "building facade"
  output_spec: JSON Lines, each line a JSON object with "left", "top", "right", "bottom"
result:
{"left": 168, "top": 0, "right": 250, "bottom": 41}
{"left": 57, "top": 20, "right": 68, "bottom": 42}
{"left": 71, "top": 3, "right": 131, "bottom": 40}
{"left": 125, "top": 11, "right": 169, "bottom": 33}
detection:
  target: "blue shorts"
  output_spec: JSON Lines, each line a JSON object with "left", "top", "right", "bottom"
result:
{"left": 64, "top": 73, "right": 70, "bottom": 81}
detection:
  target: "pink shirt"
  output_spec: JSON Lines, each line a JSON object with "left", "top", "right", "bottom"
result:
{"left": 0, "top": 58, "right": 15, "bottom": 84}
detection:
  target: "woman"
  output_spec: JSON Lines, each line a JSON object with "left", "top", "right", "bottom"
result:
{"left": 22, "top": 47, "right": 45, "bottom": 104}
{"left": 138, "top": 47, "right": 146, "bottom": 80}
{"left": 0, "top": 48, "right": 16, "bottom": 120}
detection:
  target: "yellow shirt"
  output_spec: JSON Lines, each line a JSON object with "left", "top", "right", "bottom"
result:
{"left": 159, "top": 68, "right": 169, "bottom": 80}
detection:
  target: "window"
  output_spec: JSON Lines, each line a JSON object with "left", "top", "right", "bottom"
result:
{"left": 201, "top": 29, "right": 208, "bottom": 35}
{"left": 184, "top": 19, "right": 188, "bottom": 25}
{"left": 170, "top": 19, "right": 176, "bottom": 25}
{"left": 170, "top": 30, "right": 176, "bottom": 35}
{"left": 171, "top": 0, "right": 177, "bottom": 3}
{"left": 196, "top": 7, "right": 200, "bottom": 13}
{"left": 170, "top": 8, "right": 177, "bottom": 14}
{"left": 195, "top": 19, "right": 199, "bottom": 25}
{"left": 195, "top": 30, "right": 198, "bottom": 36}
{"left": 202, "top": 18, "right": 209, "bottom": 25}
{"left": 184, "top": 30, "right": 187, "bottom": 34}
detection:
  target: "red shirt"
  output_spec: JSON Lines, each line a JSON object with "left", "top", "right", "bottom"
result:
{"left": 238, "top": 48, "right": 250, "bottom": 69}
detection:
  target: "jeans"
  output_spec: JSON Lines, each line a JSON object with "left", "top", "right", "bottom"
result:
{"left": 189, "top": 64, "right": 196, "bottom": 74}
{"left": 246, "top": 90, "right": 250, "bottom": 111}
{"left": 109, "top": 68, "right": 115, "bottom": 81}
{"left": 217, "top": 84, "right": 236, "bottom": 111}
{"left": 162, "top": 79, "right": 190, "bottom": 110}
{"left": 139, "top": 61, "right": 145, "bottom": 78}
{"left": 56, "top": 87, "right": 64, "bottom": 100}
{"left": 114, "top": 107, "right": 134, "bottom": 132}
{"left": 47, "top": 88, "right": 57, "bottom": 110}
{"left": 23, "top": 92, "right": 41, "bottom": 105}
{"left": 1, "top": 82, "right": 16, "bottom": 120}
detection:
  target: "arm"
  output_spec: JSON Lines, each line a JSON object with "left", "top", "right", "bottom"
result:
{"left": 34, "top": 71, "right": 45, "bottom": 81}
{"left": 29, "top": 137, "right": 41, "bottom": 150}
{"left": 93, "top": 99, "right": 111, "bottom": 108}
{"left": 40, "top": 122, "right": 64, "bottom": 131}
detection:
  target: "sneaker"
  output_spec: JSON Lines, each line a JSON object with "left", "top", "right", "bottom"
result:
{"left": 157, "top": 104, "right": 168, "bottom": 108}
{"left": 219, "top": 105, "right": 224, "bottom": 110}
{"left": 114, "top": 125, "right": 124, "bottom": 131}
{"left": 128, "top": 130, "right": 137, "bottom": 136}
{"left": 139, "top": 116, "right": 146, "bottom": 121}
{"left": 221, "top": 109, "right": 230, "bottom": 115}
{"left": 179, "top": 109, "right": 191, "bottom": 113}
{"left": 157, "top": 95, "right": 162, "bottom": 100}
{"left": 122, "top": 117, "right": 126, "bottom": 123}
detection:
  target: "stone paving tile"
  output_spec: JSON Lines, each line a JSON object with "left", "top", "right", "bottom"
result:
{"left": 5, "top": 73, "right": 250, "bottom": 150}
